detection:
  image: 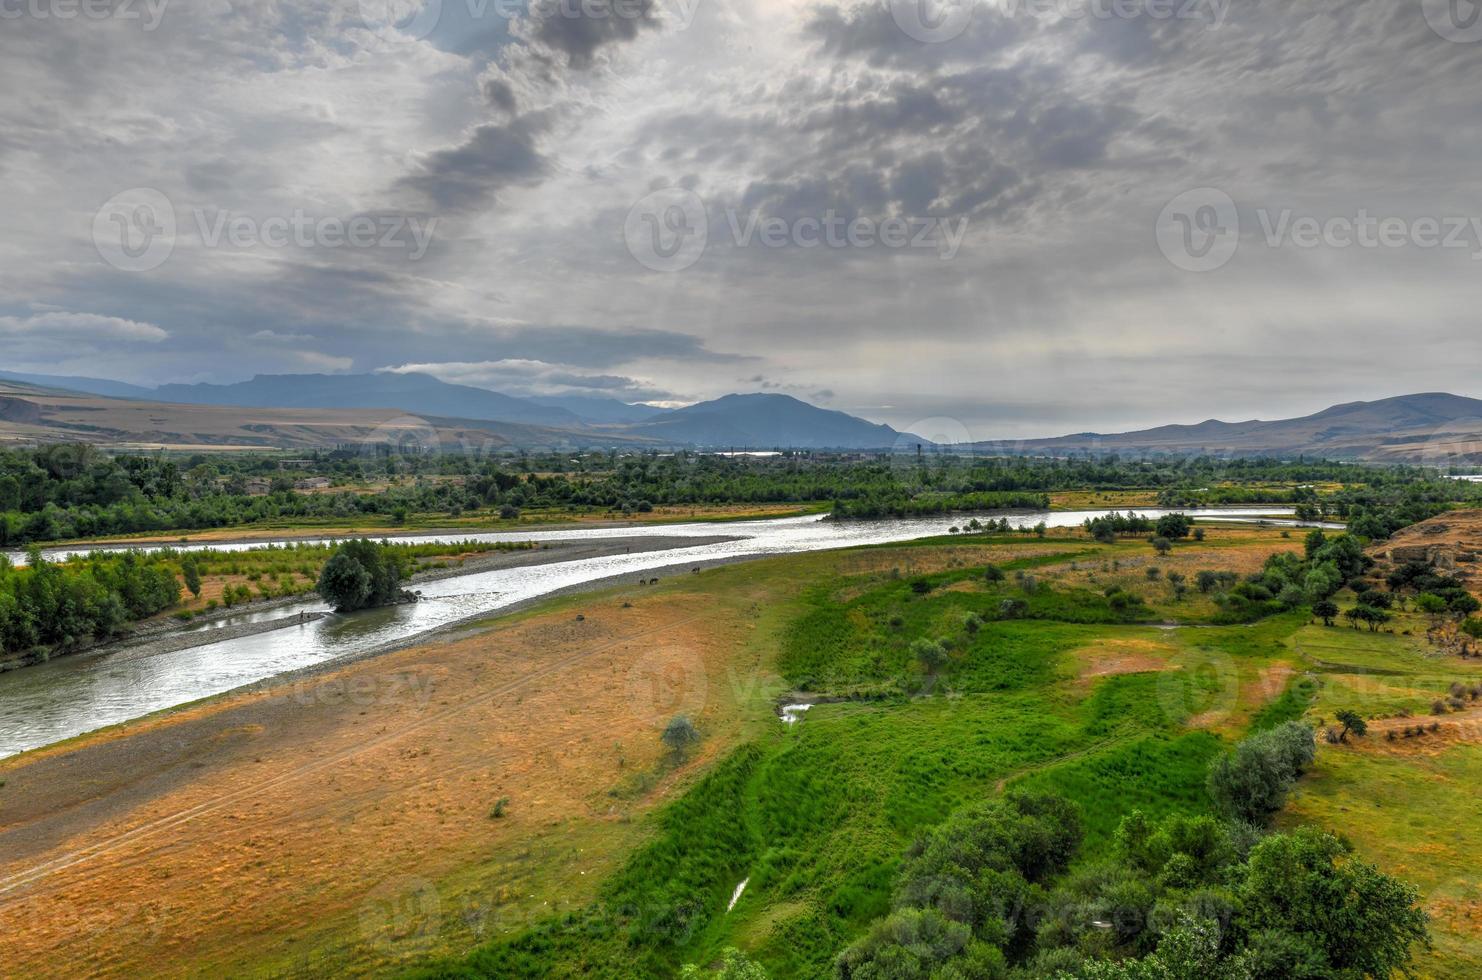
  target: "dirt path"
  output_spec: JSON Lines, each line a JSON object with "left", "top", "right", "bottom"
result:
{"left": 0, "top": 575, "right": 771, "bottom": 978}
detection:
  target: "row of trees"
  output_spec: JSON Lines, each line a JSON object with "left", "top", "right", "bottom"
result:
{"left": 0, "top": 550, "right": 179, "bottom": 656}
{"left": 8, "top": 443, "right": 1477, "bottom": 545}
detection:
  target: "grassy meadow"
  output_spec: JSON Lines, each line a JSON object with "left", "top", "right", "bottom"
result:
{"left": 389, "top": 524, "right": 1479, "bottom": 979}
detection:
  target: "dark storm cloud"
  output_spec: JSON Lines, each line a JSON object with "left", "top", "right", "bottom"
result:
{"left": 4, "top": 0, "right": 1481, "bottom": 433}
{"left": 398, "top": 116, "right": 553, "bottom": 212}
{"left": 524, "top": 0, "right": 660, "bottom": 69}
{"left": 397, "top": 0, "right": 662, "bottom": 213}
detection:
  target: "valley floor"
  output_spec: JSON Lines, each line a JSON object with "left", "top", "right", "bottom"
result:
{"left": 1, "top": 525, "right": 1478, "bottom": 977}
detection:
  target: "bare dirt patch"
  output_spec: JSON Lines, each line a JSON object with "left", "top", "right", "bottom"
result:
{"left": 1071, "top": 637, "right": 1180, "bottom": 685}
{"left": 1339, "top": 706, "right": 1482, "bottom": 756}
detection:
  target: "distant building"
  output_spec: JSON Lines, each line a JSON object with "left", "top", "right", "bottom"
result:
{"left": 244, "top": 479, "right": 272, "bottom": 496}
{"left": 294, "top": 477, "right": 331, "bottom": 491}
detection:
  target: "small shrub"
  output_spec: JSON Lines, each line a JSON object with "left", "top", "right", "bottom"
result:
{"left": 662, "top": 715, "right": 701, "bottom": 757}
{"left": 490, "top": 797, "right": 510, "bottom": 819}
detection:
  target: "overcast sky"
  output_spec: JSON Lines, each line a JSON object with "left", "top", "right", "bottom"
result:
{"left": 2, "top": 0, "right": 1480, "bottom": 438}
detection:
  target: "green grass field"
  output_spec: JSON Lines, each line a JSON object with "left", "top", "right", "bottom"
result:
{"left": 405, "top": 529, "right": 1475, "bottom": 979}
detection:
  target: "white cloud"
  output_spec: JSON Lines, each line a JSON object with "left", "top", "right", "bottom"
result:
{"left": 0, "top": 312, "right": 167, "bottom": 343}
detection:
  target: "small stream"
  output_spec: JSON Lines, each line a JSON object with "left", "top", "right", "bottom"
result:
{"left": 0, "top": 507, "right": 1302, "bottom": 759}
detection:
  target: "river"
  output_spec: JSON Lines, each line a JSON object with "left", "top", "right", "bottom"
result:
{"left": 0, "top": 508, "right": 1303, "bottom": 759}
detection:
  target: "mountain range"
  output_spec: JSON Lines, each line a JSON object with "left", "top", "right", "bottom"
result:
{"left": 0, "top": 372, "right": 920, "bottom": 451}
{"left": 2, "top": 369, "right": 1481, "bottom": 461}
{"left": 997, "top": 392, "right": 1482, "bottom": 463}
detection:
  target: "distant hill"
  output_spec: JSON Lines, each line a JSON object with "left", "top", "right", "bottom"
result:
{"left": 0, "top": 370, "right": 155, "bottom": 400}
{"left": 0, "top": 379, "right": 655, "bottom": 452}
{"left": 155, "top": 373, "right": 583, "bottom": 428}
{"left": 526, "top": 395, "right": 665, "bottom": 424}
{"left": 1005, "top": 393, "right": 1482, "bottom": 462}
{"left": 627, "top": 393, "right": 915, "bottom": 450}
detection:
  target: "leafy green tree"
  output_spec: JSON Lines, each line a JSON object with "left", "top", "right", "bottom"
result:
{"left": 1240, "top": 827, "right": 1428, "bottom": 980}
{"left": 1155, "top": 514, "right": 1192, "bottom": 540}
{"left": 181, "top": 558, "right": 202, "bottom": 599}
{"left": 1415, "top": 593, "right": 1448, "bottom": 625}
{"left": 1208, "top": 722, "right": 1314, "bottom": 825}
{"left": 315, "top": 539, "right": 405, "bottom": 612}
{"left": 1311, "top": 600, "right": 1338, "bottom": 627}
{"left": 316, "top": 551, "right": 372, "bottom": 612}
{"left": 1151, "top": 536, "right": 1173, "bottom": 557}
{"left": 911, "top": 638, "right": 948, "bottom": 674}
{"left": 1063, "top": 915, "right": 1252, "bottom": 980}
{"left": 835, "top": 907, "right": 979, "bottom": 980}
{"left": 681, "top": 948, "right": 769, "bottom": 980}
{"left": 1335, "top": 709, "right": 1367, "bottom": 742}
{"left": 1354, "top": 605, "right": 1391, "bottom": 632}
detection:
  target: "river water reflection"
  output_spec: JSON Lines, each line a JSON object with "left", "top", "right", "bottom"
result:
{"left": 0, "top": 508, "right": 1303, "bottom": 758}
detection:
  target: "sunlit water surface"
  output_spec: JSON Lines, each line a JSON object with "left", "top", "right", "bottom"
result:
{"left": 0, "top": 508, "right": 1304, "bottom": 758}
